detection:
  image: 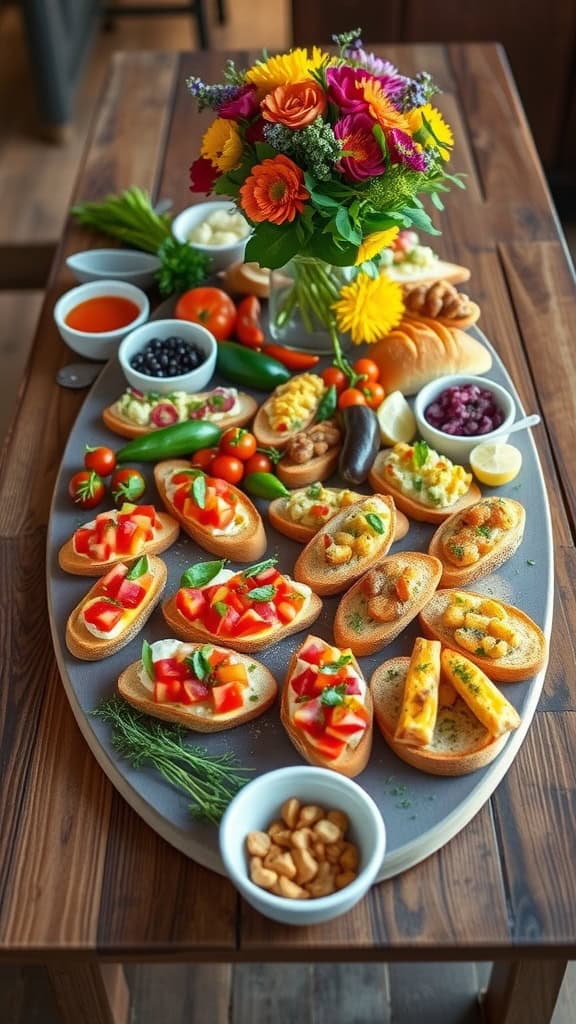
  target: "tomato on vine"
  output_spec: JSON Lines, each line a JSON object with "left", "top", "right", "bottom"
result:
{"left": 362, "top": 382, "right": 385, "bottom": 409}
{"left": 219, "top": 427, "right": 257, "bottom": 461}
{"left": 68, "top": 470, "right": 106, "bottom": 510}
{"left": 338, "top": 388, "right": 367, "bottom": 410}
{"left": 321, "top": 367, "right": 347, "bottom": 393}
{"left": 84, "top": 445, "right": 116, "bottom": 477}
{"left": 352, "top": 358, "right": 380, "bottom": 383}
{"left": 111, "top": 467, "right": 146, "bottom": 504}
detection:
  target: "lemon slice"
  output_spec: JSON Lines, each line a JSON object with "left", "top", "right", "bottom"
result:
{"left": 375, "top": 390, "right": 417, "bottom": 446}
{"left": 469, "top": 442, "right": 522, "bottom": 486}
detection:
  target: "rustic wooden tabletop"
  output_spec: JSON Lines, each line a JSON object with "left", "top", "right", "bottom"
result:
{"left": 0, "top": 44, "right": 575, "bottom": 1024}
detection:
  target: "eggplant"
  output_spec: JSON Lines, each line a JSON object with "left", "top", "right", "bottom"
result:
{"left": 339, "top": 405, "right": 381, "bottom": 485}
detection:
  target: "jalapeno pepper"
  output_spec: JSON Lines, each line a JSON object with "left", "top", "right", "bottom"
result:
{"left": 216, "top": 342, "right": 290, "bottom": 391}
{"left": 243, "top": 472, "right": 290, "bottom": 499}
{"left": 116, "top": 420, "right": 221, "bottom": 463}
{"left": 315, "top": 384, "right": 337, "bottom": 423}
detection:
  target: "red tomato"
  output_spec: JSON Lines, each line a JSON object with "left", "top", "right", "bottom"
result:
{"left": 190, "top": 447, "right": 219, "bottom": 471}
{"left": 352, "top": 358, "right": 380, "bottom": 383}
{"left": 110, "top": 467, "right": 146, "bottom": 504}
{"left": 338, "top": 388, "right": 367, "bottom": 410}
{"left": 174, "top": 287, "right": 236, "bottom": 340}
{"left": 321, "top": 367, "right": 348, "bottom": 392}
{"left": 243, "top": 452, "right": 272, "bottom": 476}
{"left": 84, "top": 445, "right": 116, "bottom": 476}
{"left": 363, "top": 381, "right": 385, "bottom": 409}
{"left": 219, "top": 427, "right": 257, "bottom": 461}
{"left": 68, "top": 470, "right": 106, "bottom": 510}
{"left": 210, "top": 454, "right": 244, "bottom": 485}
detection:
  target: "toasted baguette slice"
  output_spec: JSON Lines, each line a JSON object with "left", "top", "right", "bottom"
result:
{"left": 220, "top": 261, "right": 271, "bottom": 298}
{"left": 58, "top": 512, "right": 179, "bottom": 576}
{"left": 428, "top": 497, "right": 526, "bottom": 587}
{"left": 153, "top": 459, "right": 266, "bottom": 562}
{"left": 368, "top": 450, "right": 482, "bottom": 524}
{"left": 387, "top": 259, "right": 471, "bottom": 287}
{"left": 162, "top": 585, "right": 322, "bottom": 654}
{"left": 276, "top": 446, "right": 340, "bottom": 488}
{"left": 293, "top": 495, "right": 397, "bottom": 597}
{"left": 102, "top": 391, "right": 258, "bottom": 440}
{"left": 333, "top": 552, "right": 443, "bottom": 656}
{"left": 65, "top": 557, "right": 167, "bottom": 660}
{"left": 117, "top": 644, "right": 277, "bottom": 733}
{"left": 252, "top": 374, "right": 326, "bottom": 450}
{"left": 419, "top": 588, "right": 547, "bottom": 682}
{"left": 281, "top": 637, "right": 373, "bottom": 778}
{"left": 370, "top": 657, "right": 509, "bottom": 776}
{"left": 269, "top": 493, "right": 410, "bottom": 545}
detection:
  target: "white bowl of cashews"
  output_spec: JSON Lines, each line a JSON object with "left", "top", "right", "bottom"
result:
{"left": 219, "top": 766, "right": 386, "bottom": 926}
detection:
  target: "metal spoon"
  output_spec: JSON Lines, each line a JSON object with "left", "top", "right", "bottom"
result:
{"left": 490, "top": 413, "right": 541, "bottom": 441}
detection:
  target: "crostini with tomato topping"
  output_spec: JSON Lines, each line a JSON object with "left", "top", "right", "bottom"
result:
{"left": 58, "top": 503, "right": 179, "bottom": 576}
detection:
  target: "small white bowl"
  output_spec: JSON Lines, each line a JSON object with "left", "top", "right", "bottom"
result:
{"left": 219, "top": 766, "right": 386, "bottom": 927}
{"left": 53, "top": 280, "right": 150, "bottom": 361}
{"left": 172, "top": 201, "right": 250, "bottom": 271}
{"left": 66, "top": 249, "right": 161, "bottom": 288}
{"left": 118, "top": 318, "right": 217, "bottom": 395}
{"left": 413, "top": 374, "right": 516, "bottom": 463}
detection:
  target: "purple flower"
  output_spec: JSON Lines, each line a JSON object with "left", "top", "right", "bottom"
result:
{"left": 218, "top": 84, "right": 259, "bottom": 120}
{"left": 334, "top": 113, "right": 386, "bottom": 182}
{"left": 387, "top": 129, "right": 428, "bottom": 171}
{"left": 326, "top": 66, "right": 375, "bottom": 114}
{"left": 347, "top": 49, "right": 409, "bottom": 96}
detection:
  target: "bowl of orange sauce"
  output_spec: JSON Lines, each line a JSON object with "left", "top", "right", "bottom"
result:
{"left": 53, "top": 281, "right": 149, "bottom": 360}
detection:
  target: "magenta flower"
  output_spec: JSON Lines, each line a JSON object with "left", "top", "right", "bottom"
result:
{"left": 326, "top": 66, "right": 376, "bottom": 114}
{"left": 334, "top": 113, "right": 386, "bottom": 182}
{"left": 218, "top": 85, "right": 259, "bottom": 120}
{"left": 189, "top": 157, "right": 218, "bottom": 194}
{"left": 347, "top": 49, "right": 409, "bottom": 96}
{"left": 387, "top": 129, "right": 428, "bottom": 171}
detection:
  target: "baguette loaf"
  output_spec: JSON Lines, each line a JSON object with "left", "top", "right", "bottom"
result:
{"left": 428, "top": 497, "right": 525, "bottom": 587}
{"left": 368, "top": 450, "right": 482, "bottom": 524}
{"left": 58, "top": 511, "right": 179, "bottom": 576}
{"left": 102, "top": 391, "right": 257, "bottom": 440}
{"left": 368, "top": 319, "right": 492, "bottom": 396}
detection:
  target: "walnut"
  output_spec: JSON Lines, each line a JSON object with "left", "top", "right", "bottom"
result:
{"left": 286, "top": 419, "right": 341, "bottom": 462}
{"left": 286, "top": 433, "right": 314, "bottom": 463}
{"left": 405, "top": 279, "right": 473, "bottom": 320}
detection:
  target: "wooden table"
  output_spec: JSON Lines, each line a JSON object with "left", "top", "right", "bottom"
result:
{"left": 1, "top": 45, "right": 575, "bottom": 1024}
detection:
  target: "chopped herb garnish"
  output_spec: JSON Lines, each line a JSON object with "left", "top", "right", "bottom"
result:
{"left": 320, "top": 653, "right": 353, "bottom": 674}
{"left": 365, "top": 512, "right": 385, "bottom": 534}
{"left": 306, "top": 483, "right": 323, "bottom": 499}
{"left": 141, "top": 639, "right": 154, "bottom": 681}
{"left": 214, "top": 601, "right": 227, "bottom": 617}
{"left": 187, "top": 645, "right": 213, "bottom": 682}
{"left": 476, "top": 525, "right": 492, "bottom": 538}
{"left": 413, "top": 477, "right": 423, "bottom": 492}
{"left": 243, "top": 557, "right": 278, "bottom": 578}
{"left": 385, "top": 668, "right": 400, "bottom": 681}
{"left": 126, "top": 554, "right": 149, "bottom": 579}
{"left": 248, "top": 664, "right": 257, "bottom": 673}
{"left": 413, "top": 440, "right": 429, "bottom": 468}
{"left": 249, "top": 695, "right": 259, "bottom": 703}
{"left": 180, "top": 559, "right": 226, "bottom": 589}
{"left": 346, "top": 611, "right": 364, "bottom": 632}
{"left": 320, "top": 683, "right": 347, "bottom": 706}
{"left": 248, "top": 584, "right": 277, "bottom": 602}
{"left": 416, "top": 662, "right": 432, "bottom": 673}
{"left": 450, "top": 544, "right": 465, "bottom": 559}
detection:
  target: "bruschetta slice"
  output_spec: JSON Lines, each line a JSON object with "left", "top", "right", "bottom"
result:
{"left": 275, "top": 419, "right": 342, "bottom": 488}
{"left": 428, "top": 497, "right": 525, "bottom": 587}
{"left": 293, "top": 494, "right": 396, "bottom": 597}
{"left": 154, "top": 459, "right": 266, "bottom": 562}
{"left": 252, "top": 373, "right": 328, "bottom": 450}
{"left": 269, "top": 484, "right": 410, "bottom": 544}
{"left": 368, "top": 443, "right": 481, "bottom": 524}
{"left": 58, "top": 503, "right": 179, "bottom": 576}
{"left": 281, "top": 635, "right": 373, "bottom": 778}
{"left": 333, "top": 552, "right": 443, "bottom": 656}
{"left": 419, "top": 588, "right": 546, "bottom": 682}
{"left": 102, "top": 386, "right": 258, "bottom": 439}
{"left": 118, "top": 639, "right": 277, "bottom": 733}
{"left": 162, "top": 558, "right": 322, "bottom": 653}
{"left": 65, "top": 555, "right": 167, "bottom": 660}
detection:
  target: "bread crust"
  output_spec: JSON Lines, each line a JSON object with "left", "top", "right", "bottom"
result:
{"left": 220, "top": 261, "right": 271, "bottom": 298}
{"left": 370, "top": 656, "right": 509, "bottom": 776}
{"left": 269, "top": 496, "right": 410, "bottom": 546}
{"left": 293, "top": 495, "right": 397, "bottom": 597}
{"left": 275, "top": 446, "right": 340, "bottom": 489}
{"left": 58, "top": 512, "right": 180, "bottom": 576}
{"left": 153, "top": 459, "right": 266, "bottom": 562}
{"left": 419, "top": 588, "right": 547, "bottom": 682}
{"left": 252, "top": 382, "right": 324, "bottom": 451}
{"left": 368, "top": 450, "right": 482, "bottom": 524}
{"left": 427, "top": 498, "right": 526, "bottom": 586}
{"left": 65, "top": 556, "right": 167, "bottom": 660}
{"left": 280, "top": 637, "right": 373, "bottom": 778}
{"left": 161, "top": 588, "right": 323, "bottom": 654}
{"left": 333, "top": 552, "right": 443, "bottom": 656}
{"left": 388, "top": 259, "right": 471, "bottom": 287}
{"left": 102, "top": 392, "right": 258, "bottom": 440}
{"left": 117, "top": 645, "right": 277, "bottom": 732}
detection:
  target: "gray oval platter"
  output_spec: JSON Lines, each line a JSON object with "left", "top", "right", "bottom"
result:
{"left": 46, "top": 327, "right": 553, "bottom": 881}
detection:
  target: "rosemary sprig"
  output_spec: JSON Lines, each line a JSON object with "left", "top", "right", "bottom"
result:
{"left": 93, "top": 697, "right": 253, "bottom": 824}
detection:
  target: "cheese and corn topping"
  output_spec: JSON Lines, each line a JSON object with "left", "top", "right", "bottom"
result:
{"left": 442, "top": 497, "right": 520, "bottom": 567}
{"left": 441, "top": 592, "right": 520, "bottom": 659}
{"left": 286, "top": 484, "right": 360, "bottom": 528}
{"left": 381, "top": 441, "right": 472, "bottom": 508}
{"left": 323, "top": 497, "right": 391, "bottom": 566}
{"left": 267, "top": 373, "right": 325, "bottom": 432}
{"left": 440, "top": 649, "right": 521, "bottom": 738}
{"left": 394, "top": 638, "right": 441, "bottom": 747}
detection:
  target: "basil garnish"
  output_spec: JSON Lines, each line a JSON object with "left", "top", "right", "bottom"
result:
{"left": 192, "top": 474, "right": 206, "bottom": 509}
{"left": 242, "top": 557, "right": 278, "bottom": 579}
{"left": 320, "top": 683, "right": 347, "bottom": 706}
{"left": 306, "top": 483, "right": 323, "bottom": 499}
{"left": 248, "top": 585, "right": 276, "bottom": 602}
{"left": 141, "top": 639, "right": 154, "bottom": 681}
{"left": 365, "top": 513, "right": 384, "bottom": 534}
{"left": 320, "top": 654, "right": 352, "bottom": 675}
{"left": 126, "top": 554, "right": 149, "bottom": 580}
{"left": 180, "top": 559, "right": 226, "bottom": 589}
{"left": 413, "top": 440, "right": 429, "bottom": 468}
{"left": 187, "top": 645, "right": 213, "bottom": 681}
{"left": 214, "top": 601, "right": 227, "bottom": 617}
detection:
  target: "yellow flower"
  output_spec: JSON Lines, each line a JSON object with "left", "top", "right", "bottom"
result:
{"left": 406, "top": 103, "right": 453, "bottom": 160}
{"left": 333, "top": 272, "right": 404, "bottom": 345}
{"left": 200, "top": 118, "right": 243, "bottom": 172}
{"left": 246, "top": 46, "right": 330, "bottom": 93}
{"left": 355, "top": 227, "right": 400, "bottom": 266}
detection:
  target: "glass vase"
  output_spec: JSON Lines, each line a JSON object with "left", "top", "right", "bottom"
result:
{"left": 268, "top": 255, "right": 351, "bottom": 354}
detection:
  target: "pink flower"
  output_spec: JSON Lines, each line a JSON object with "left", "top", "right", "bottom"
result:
{"left": 387, "top": 129, "right": 428, "bottom": 171}
{"left": 245, "top": 117, "right": 267, "bottom": 144}
{"left": 326, "top": 66, "right": 375, "bottom": 114}
{"left": 334, "top": 113, "right": 386, "bottom": 182}
{"left": 189, "top": 157, "right": 218, "bottom": 193}
{"left": 218, "top": 85, "right": 259, "bottom": 120}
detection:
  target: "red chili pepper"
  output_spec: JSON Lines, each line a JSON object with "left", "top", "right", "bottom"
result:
{"left": 261, "top": 344, "right": 320, "bottom": 371}
{"left": 236, "top": 296, "right": 264, "bottom": 349}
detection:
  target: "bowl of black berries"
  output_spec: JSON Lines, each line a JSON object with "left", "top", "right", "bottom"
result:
{"left": 118, "top": 319, "right": 217, "bottom": 395}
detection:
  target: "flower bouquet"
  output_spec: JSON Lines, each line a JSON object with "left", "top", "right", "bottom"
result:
{"left": 187, "top": 29, "right": 464, "bottom": 355}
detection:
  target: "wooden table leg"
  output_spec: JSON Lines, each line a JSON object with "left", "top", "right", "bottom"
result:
{"left": 483, "top": 959, "right": 567, "bottom": 1024}
{"left": 46, "top": 962, "right": 130, "bottom": 1024}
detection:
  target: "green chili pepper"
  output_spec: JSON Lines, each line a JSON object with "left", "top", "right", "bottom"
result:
{"left": 243, "top": 472, "right": 290, "bottom": 500}
{"left": 116, "top": 420, "right": 221, "bottom": 463}
{"left": 315, "top": 384, "right": 337, "bottom": 422}
{"left": 216, "top": 342, "right": 290, "bottom": 391}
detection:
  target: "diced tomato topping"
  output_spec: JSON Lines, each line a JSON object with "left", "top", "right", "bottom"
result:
{"left": 290, "top": 667, "right": 317, "bottom": 698}
{"left": 115, "top": 519, "right": 137, "bottom": 553}
{"left": 235, "top": 608, "right": 267, "bottom": 636}
{"left": 299, "top": 641, "right": 326, "bottom": 666}
{"left": 154, "top": 681, "right": 170, "bottom": 703}
{"left": 115, "top": 579, "right": 146, "bottom": 608}
{"left": 252, "top": 601, "right": 278, "bottom": 624}
{"left": 176, "top": 587, "right": 206, "bottom": 622}
{"left": 293, "top": 699, "right": 325, "bottom": 737}
{"left": 98, "top": 564, "right": 128, "bottom": 598}
{"left": 153, "top": 657, "right": 189, "bottom": 683}
{"left": 83, "top": 599, "right": 124, "bottom": 633}
{"left": 172, "top": 471, "right": 196, "bottom": 486}
{"left": 343, "top": 674, "right": 362, "bottom": 695}
{"left": 181, "top": 679, "right": 211, "bottom": 705}
{"left": 311, "top": 504, "right": 330, "bottom": 518}
{"left": 208, "top": 648, "right": 229, "bottom": 667}
{"left": 276, "top": 600, "right": 297, "bottom": 624}
{"left": 73, "top": 528, "right": 93, "bottom": 555}
{"left": 215, "top": 606, "right": 241, "bottom": 636}
{"left": 211, "top": 681, "right": 245, "bottom": 714}
{"left": 305, "top": 732, "right": 347, "bottom": 760}
{"left": 251, "top": 567, "right": 281, "bottom": 586}
{"left": 325, "top": 703, "right": 370, "bottom": 741}
{"left": 215, "top": 661, "right": 248, "bottom": 685}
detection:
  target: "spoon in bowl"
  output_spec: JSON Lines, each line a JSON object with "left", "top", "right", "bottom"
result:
{"left": 489, "top": 413, "right": 541, "bottom": 442}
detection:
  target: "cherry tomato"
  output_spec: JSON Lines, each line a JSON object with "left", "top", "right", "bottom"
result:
{"left": 321, "top": 367, "right": 348, "bottom": 392}
{"left": 190, "top": 447, "right": 219, "bottom": 471}
{"left": 84, "top": 445, "right": 116, "bottom": 477}
{"left": 338, "top": 388, "right": 367, "bottom": 410}
{"left": 210, "top": 454, "right": 244, "bottom": 485}
{"left": 352, "top": 358, "right": 380, "bottom": 383}
{"left": 68, "top": 470, "right": 106, "bottom": 510}
{"left": 363, "top": 382, "right": 385, "bottom": 409}
{"left": 174, "top": 287, "right": 236, "bottom": 341}
{"left": 220, "top": 427, "right": 257, "bottom": 461}
{"left": 111, "top": 467, "right": 146, "bottom": 504}
{"left": 243, "top": 452, "right": 273, "bottom": 476}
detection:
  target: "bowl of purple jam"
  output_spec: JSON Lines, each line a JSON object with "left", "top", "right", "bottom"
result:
{"left": 413, "top": 375, "right": 515, "bottom": 462}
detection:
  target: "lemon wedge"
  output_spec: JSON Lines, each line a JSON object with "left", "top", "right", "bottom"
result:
{"left": 375, "top": 391, "right": 417, "bottom": 446}
{"left": 469, "top": 442, "right": 522, "bottom": 486}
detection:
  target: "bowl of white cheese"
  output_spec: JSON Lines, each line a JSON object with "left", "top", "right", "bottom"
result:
{"left": 172, "top": 201, "right": 251, "bottom": 271}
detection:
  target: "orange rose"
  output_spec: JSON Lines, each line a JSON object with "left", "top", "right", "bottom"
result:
{"left": 240, "top": 155, "right": 309, "bottom": 225}
{"left": 261, "top": 81, "right": 327, "bottom": 129}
